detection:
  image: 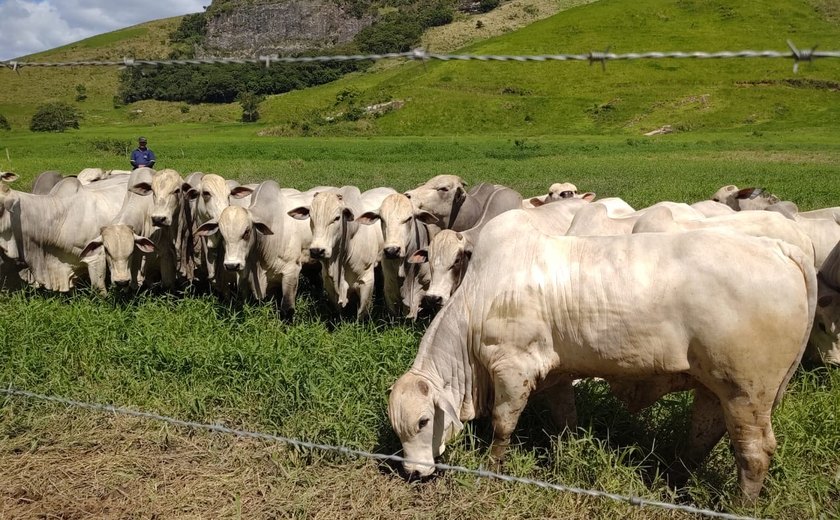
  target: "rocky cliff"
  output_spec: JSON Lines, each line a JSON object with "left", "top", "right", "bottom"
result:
{"left": 201, "top": 0, "right": 375, "bottom": 57}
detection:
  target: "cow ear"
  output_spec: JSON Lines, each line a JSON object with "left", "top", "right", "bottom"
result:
{"left": 725, "top": 185, "right": 737, "bottom": 192}
{"left": 462, "top": 248, "right": 473, "bottom": 261}
{"left": 407, "top": 249, "right": 428, "bottom": 264}
{"left": 356, "top": 211, "right": 380, "bottom": 225}
{"left": 195, "top": 221, "right": 219, "bottom": 237}
{"left": 130, "top": 182, "right": 153, "bottom": 196}
{"left": 0, "top": 172, "right": 18, "bottom": 182}
{"left": 529, "top": 197, "right": 545, "bottom": 207}
{"left": 581, "top": 192, "right": 596, "bottom": 202}
{"left": 134, "top": 236, "right": 156, "bottom": 253}
{"left": 458, "top": 176, "right": 469, "bottom": 188}
{"left": 253, "top": 221, "right": 274, "bottom": 235}
{"left": 415, "top": 210, "right": 439, "bottom": 225}
{"left": 454, "top": 186, "right": 466, "bottom": 204}
{"left": 80, "top": 237, "right": 103, "bottom": 258}
{"left": 342, "top": 207, "right": 355, "bottom": 221}
{"left": 230, "top": 186, "right": 254, "bottom": 199}
{"left": 435, "top": 394, "right": 463, "bottom": 433}
{"left": 287, "top": 207, "right": 310, "bottom": 220}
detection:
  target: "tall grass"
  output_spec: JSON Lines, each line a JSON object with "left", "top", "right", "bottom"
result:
{"left": 1, "top": 131, "right": 839, "bottom": 518}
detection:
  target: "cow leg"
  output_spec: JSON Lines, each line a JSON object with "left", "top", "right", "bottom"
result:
{"left": 489, "top": 367, "right": 532, "bottom": 462}
{"left": 356, "top": 270, "right": 376, "bottom": 320}
{"left": 609, "top": 375, "right": 695, "bottom": 414}
{"left": 668, "top": 385, "right": 727, "bottom": 487}
{"left": 85, "top": 255, "right": 108, "bottom": 295}
{"left": 721, "top": 395, "right": 776, "bottom": 502}
{"left": 279, "top": 265, "right": 301, "bottom": 317}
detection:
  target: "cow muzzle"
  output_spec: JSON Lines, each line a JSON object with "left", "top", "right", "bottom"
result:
{"left": 422, "top": 294, "right": 444, "bottom": 310}
{"left": 384, "top": 246, "right": 402, "bottom": 259}
{"left": 309, "top": 247, "right": 327, "bottom": 260}
{"left": 224, "top": 261, "right": 243, "bottom": 272}
{"left": 151, "top": 215, "right": 170, "bottom": 227}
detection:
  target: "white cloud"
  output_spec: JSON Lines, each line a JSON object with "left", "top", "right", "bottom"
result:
{"left": 0, "top": 0, "right": 206, "bottom": 60}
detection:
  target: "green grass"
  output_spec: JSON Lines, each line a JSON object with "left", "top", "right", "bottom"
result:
{"left": 1, "top": 129, "right": 839, "bottom": 518}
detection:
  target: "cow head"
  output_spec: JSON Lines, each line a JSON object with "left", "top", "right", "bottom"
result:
{"left": 404, "top": 175, "right": 467, "bottom": 224}
{"left": 288, "top": 192, "right": 352, "bottom": 261}
{"left": 811, "top": 277, "right": 840, "bottom": 366}
{"left": 409, "top": 230, "right": 470, "bottom": 311}
{"left": 80, "top": 225, "right": 155, "bottom": 286}
{"left": 0, "top": 182, "right": 20, "bottom": 260}
{"left": 130, "top": 169, "right": 185, "bottom": 227}
{"left": 357, "top": 193, "right": 437, "bottom": 260}
{"left": 0, "top": 172, "right": 18, "bottom": 183}
{"left": 195, "top": 206, "right": 272, "bottom": 272}
{"left": 388, "top": 372, "right": 463, "bottom": 478}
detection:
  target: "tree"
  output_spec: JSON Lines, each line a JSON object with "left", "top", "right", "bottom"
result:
{"left": 75, "top": 84, "right": 87, "bottom": 102}
{"left": 30, "top": 102, "right": 82, "bottom": 132}
{"left": 238, "top": 91, "right": 264, "bottom": 122}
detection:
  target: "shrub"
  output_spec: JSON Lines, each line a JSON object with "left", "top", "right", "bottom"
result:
{"left": 29, "top": 102, "right": 82, "bottom": 132}
{"left": 479, "top": 0, "right": 500, "bottom": 13}
{"left": 75, "top": 84, "right": 87, "bottom": 102}
{"left": 0, "top": 114, "right": 10, "bottom": 131}
{"left": 89, "top": 138, "right": 131, "bottom": 156}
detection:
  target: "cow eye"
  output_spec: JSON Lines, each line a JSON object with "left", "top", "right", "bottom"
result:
{"left": 418, "top": 418, "right": 429, "bottom": 429}
{"left": 174, "top": 188, "right": 181, "bottom": 194}
{"left": 202, "top": 191, "right": 211, "bottom": 200}
{"left": 712, "top": 197, "right": 719, "bottom": 202}
{"left": 333, "top": 215, "right": 341, "bottom": 222}
{"left": 243, "top": 229, "right": 251, "bottom": 240}
{"left": 402, "top": 216, "right": 413, "bottom": 224}
{"left": 437, "top": 187, "right": 449, "bottom": 193}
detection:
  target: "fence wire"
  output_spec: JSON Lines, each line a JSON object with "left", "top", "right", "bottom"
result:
{"left": 1, "top": 385, "right": 765, "bottom": 520}
{"left": 1, "top": 41, "right": 838, "bottom": 73}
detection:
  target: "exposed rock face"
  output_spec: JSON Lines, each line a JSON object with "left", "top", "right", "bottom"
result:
{"left": 201, "top": 0, "right": 375, "bottom": 57}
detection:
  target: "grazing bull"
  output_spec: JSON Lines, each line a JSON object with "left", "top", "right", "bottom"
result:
{"left": 357, "top": 193, "right": 437, "bottom": 318}
{"left": 289, "top": 186, "right": 395, "bottom": 319}
{"left": 523, "top": 183, "right": 596, "bottom": 208}
{"left": 196, "top": 181, "right": 317, "bottom": 317}
{"left": 405, "top": 175, "right": 522, "bottom": 231}
{"left": 127, "top": 168, "right": 194, "bottom": 285}
{"left": 0, "top": 176, "right": 128, "bottom": 292}
{"left": 389, "top": 209, "right": 815, "bottom": 502}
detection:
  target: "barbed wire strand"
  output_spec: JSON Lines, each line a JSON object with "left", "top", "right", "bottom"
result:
{"left": 1, "top": 42, "right": 838, "bottom": 72}
{"left": 1, "top": 385, "right": 765, "bottom": 520}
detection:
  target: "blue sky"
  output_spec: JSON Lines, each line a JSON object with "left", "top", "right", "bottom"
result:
{"left": 0, "top": 0, "right": 206, "bottom": 60}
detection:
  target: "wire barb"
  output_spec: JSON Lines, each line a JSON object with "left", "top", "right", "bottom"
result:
{"left": 787, "top": 40, "right": 816, "bottom": 73}
{"left": 0, "top": 385, "right": 767, "bottom": 520}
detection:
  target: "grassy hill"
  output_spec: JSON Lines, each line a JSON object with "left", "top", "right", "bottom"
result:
{"left": 259, "top": 0, "right": 840, "bottom": 136}
{"left": 2, "top": 0, "right": 838, "bottom": 136}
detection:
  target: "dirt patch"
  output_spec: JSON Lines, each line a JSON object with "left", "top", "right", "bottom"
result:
{"left": 735, "top": 79, "right": 840, "bottom": 91}
{"left": 677, "top": 150, "right": 840, "bottom": 165}
{"left": 0, "top": 409, "right": 692, "bottom": 519}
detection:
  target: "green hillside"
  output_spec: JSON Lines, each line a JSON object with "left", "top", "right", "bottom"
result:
{"left": 0, "top": 0, "right": 838, "bottom": 135}
{"left": 259, "top": 0, "right": 840, "bottom": 135}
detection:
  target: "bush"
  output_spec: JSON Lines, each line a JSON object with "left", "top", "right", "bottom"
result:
{"left": 29, "top": 102, "right": 82, "bottom": 132}
{"left": 479, "top": 0, "right": 500, "bottom": 13}
{"left": 0, "top": 114, "right": 10, "bottom": 131}
{"left": 75, "top": 84, "right": 87, "bottom": 102}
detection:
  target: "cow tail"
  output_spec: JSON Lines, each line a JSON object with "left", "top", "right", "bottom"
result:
{"left": 772, "top": 240, "right": 818, "bottom": 410}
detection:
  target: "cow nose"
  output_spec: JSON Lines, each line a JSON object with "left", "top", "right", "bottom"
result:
{"left": 114, "top": 279, "right": 129, "bottom": 286}
{"left": 151, "top": 215, "right": 167, "bottom": 226}
{"left": 224, "top": 262, "right": 242, "bottom": 272}
{"left": 309, "top": 247, "right": 325, "bottom": 259}
{"left": 407, "top": 469, "right": 423, "bottom": 481}
{"left": 422, "top": 294, "right": 443, "bottom": 309}
{"left": 384, "top": 246, "right": 400, "bottom": 259}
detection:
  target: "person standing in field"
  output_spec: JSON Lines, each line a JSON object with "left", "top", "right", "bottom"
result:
{"left": 130, "top": 136, "right": 157, "bottom": 169}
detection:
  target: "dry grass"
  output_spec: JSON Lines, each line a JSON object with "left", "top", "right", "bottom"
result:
{"left": 0, "top": 408, "right": 696, "bottom": 519}
{"left": 421, "top": 0, "right": 599, "bottom": 53}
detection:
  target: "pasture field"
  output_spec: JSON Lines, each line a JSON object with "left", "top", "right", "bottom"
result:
{"left": 1, "top": 128, "right": 839, "bottom": 518}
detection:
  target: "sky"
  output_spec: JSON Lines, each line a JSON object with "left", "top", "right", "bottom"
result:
{"left": 0, "top": 0, "right": 207, "bottom": 61}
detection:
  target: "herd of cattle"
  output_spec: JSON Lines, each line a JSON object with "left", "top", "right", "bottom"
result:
{"left": 2, "top": 166, "right": 840, "bottom": 501}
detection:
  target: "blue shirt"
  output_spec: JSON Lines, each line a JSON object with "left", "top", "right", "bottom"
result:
{"left": 131, "top": 147, "right": 156, "bottom": 167}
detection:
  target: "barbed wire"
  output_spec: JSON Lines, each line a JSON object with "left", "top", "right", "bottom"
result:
{"left": 0, "top": 385, "right": 765, "bottom": 520}
{"left": 1, "top": 41, "right": 837, "bottom": 73}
